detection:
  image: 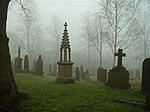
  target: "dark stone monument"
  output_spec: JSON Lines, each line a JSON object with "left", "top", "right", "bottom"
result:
{"left": 24, "top": 55, "right": 29, "bottom": 73}
{"left": 14, "top": 46, "right": 23, "bottom": 72}
{"left": 75, "top": 67, "right": 80, "bottom": 81}
{"left": 35, "top": 54, "right": 43, "bottom": 76}
{"left": 49, "top": 64, "right": 52, "bottom": 73}
{"left": 97, "top": 67, "right": 107, "bottom": 82}
{"left": 56, "top": 22, "right": 75, "bottom": 84}
{"left": 107, "top": 49, "right": 130, "bottom": 89}
{"left": 142, "top": 58, "right": 150, "bottom": 108}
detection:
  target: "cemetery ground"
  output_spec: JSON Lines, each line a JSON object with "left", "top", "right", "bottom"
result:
{"left": 12, "top": 73, "right": 148, "bottom": 112}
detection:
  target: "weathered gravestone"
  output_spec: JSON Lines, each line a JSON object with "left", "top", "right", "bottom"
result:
{"left": 35, "top": 54, "right": 43, "bottom": 76}
{"left": 24, "top": 55, "right": 29, "bottom": 73}
{"left": 75, "top": 67, "right": 80, "bottom": 81}
{"left": 107, "top": 49, "right": 130, "bottom": 89}
{"left": 97, "top": 67, "right": 107, "bottom": 82}
{"left": 141, "top": 58, "right": 150, "bottom": 108}
{"left": 56, "top": 22, "right": 75, "bottom": 84}
{"left": 14, "top": 46, "right": 23, "bottom": 72}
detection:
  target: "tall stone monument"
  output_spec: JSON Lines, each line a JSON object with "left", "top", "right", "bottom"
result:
{"left": 56, "top": 22, "right": 75, "bottom": 84}
{"left": 75, "top": 67, "right": 80, "bottom": 81}
{"left": 141, "top": 58, "right": 150, "bottom": 108}
{"left": 14, "top": 46, "right": 23, "bottom": 72}
{"left": 107, "top": 49, "right": 130, "bottom": 89}
{"left": 24, "top": 55, "right": 29, "bottom": 73}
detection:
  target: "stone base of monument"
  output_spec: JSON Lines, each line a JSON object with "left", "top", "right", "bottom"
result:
{"left": 107, "top": 66, "right": 130, "bottom": 89}
{"left": 55, "top": 78, "right": 75, "bottom": 84}
{"left": 97, "top": 68, "right": 107, "bottom": 82}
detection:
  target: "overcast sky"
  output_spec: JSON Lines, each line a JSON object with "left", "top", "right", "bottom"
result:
{"left": 7, "top": 0, "right": 96, "bottom": 51}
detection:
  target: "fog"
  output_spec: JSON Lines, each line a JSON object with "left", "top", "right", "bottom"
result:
{"left": 7, "top": 0, "right": 150, "bottom": 75}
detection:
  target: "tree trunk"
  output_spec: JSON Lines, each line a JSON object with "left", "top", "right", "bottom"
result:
{"left": 0, "top": 0, "right": 18, "bottom": 107}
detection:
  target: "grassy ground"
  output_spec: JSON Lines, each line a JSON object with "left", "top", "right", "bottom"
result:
{"left": 14, "top": 73, "right": 148, "bottom": 112}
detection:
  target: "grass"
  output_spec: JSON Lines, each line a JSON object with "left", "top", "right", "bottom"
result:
{"left": 14, "top": 73, "right": 148, "bottom": 112}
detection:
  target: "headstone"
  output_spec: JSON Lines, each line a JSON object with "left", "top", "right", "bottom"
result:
{"left": 24, "top": 55, "right": 29, "bottom": 73}
{"left": 56, "top": 22, "right": 75, "bottom": 84}
{"left": 49, "top": 64, "right": 52, "bottom": 73}
{"left": 141, "top": 58, "right": 150, "bottom": 108}
{"left": 136, "top": 69, "right": 140, "bottom": 79}
{"left": 35, "top": 54, "right": 43, "bottom": 76}
{"left": 53, "top": 63, "right": 57, "bottom": 75}
{"left": 14, "top": 46, "right": 23, "bottom": 72}
{"left": 97, "top": 67, "right": 107, "bottom": 82}
{"left": 75, "top": 67, "right": 80, "bottom": 81}
{"left": 107, "top": 49, "right": 130, "bottom": 89}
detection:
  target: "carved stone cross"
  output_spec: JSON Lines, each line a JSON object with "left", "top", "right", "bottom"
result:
{"left": 115, "top": 49, "right": 126, "bottom": 67}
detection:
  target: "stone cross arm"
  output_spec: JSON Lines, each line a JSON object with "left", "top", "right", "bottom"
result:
{"left": 115, "top": 49, "right": 126, "bottom": 67}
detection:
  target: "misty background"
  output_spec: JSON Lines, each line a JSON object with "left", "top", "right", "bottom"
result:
{"left": 6, "top": 0, "right": 150, "bottom": 76}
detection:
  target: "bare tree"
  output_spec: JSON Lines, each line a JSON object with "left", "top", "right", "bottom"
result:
{"left": 96, "top": 0, "right": 142, "bottom": 67}
{"left": 81, "top": 12, "right": 93, "bottom": 70}
{"left": 0, "top": 0, "right": 18, "bottom": 106}
{"left": 47, "top": 14, "right": 63, "bottom": 61}
{"left": 14, "top": 0, "right": 42, "bottom": 66}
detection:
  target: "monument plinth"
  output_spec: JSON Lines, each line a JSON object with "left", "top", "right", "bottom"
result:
{"left": 107, "top": 49, "right": 130, "bottom": 89}
{"left": 56, "top": 22, "right": 75, "bottom": 84}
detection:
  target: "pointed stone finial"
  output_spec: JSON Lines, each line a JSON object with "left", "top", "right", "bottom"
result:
{"left": 64, "top": 22, "right": 67, "bottom": 30}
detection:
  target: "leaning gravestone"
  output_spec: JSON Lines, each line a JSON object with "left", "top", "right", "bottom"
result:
{"left": 75, "top": 67, "right": 80, "bottom": 81}
{"left": 24, "top": 55, "right": 29, "bottom": 73}
{"left": 97, "top": 67, "right": 107, "bottom": 82}
{"left": 141, "top": 58, "right": 150, "bottom": 108}
{"left": 35, "top": 54, "right": 43, "bottom": 76}
{"left": 107, "top": 49, "right": 130, "bottom": 89}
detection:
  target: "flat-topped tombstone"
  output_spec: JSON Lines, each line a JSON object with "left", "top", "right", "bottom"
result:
{"left": 75, "top": 67, "right": 80, "bottom": 81}
{"left": 97, "top": 67, "right": 107, "bottom": 82}
{"left": 107, "top": 49, "right": 130, "bottom": 89}
{"left": 142, "top": 58, "right": 150, "bottom": 108}
{"left": 24, "top": 55, "right": 29, "bottom": 73}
